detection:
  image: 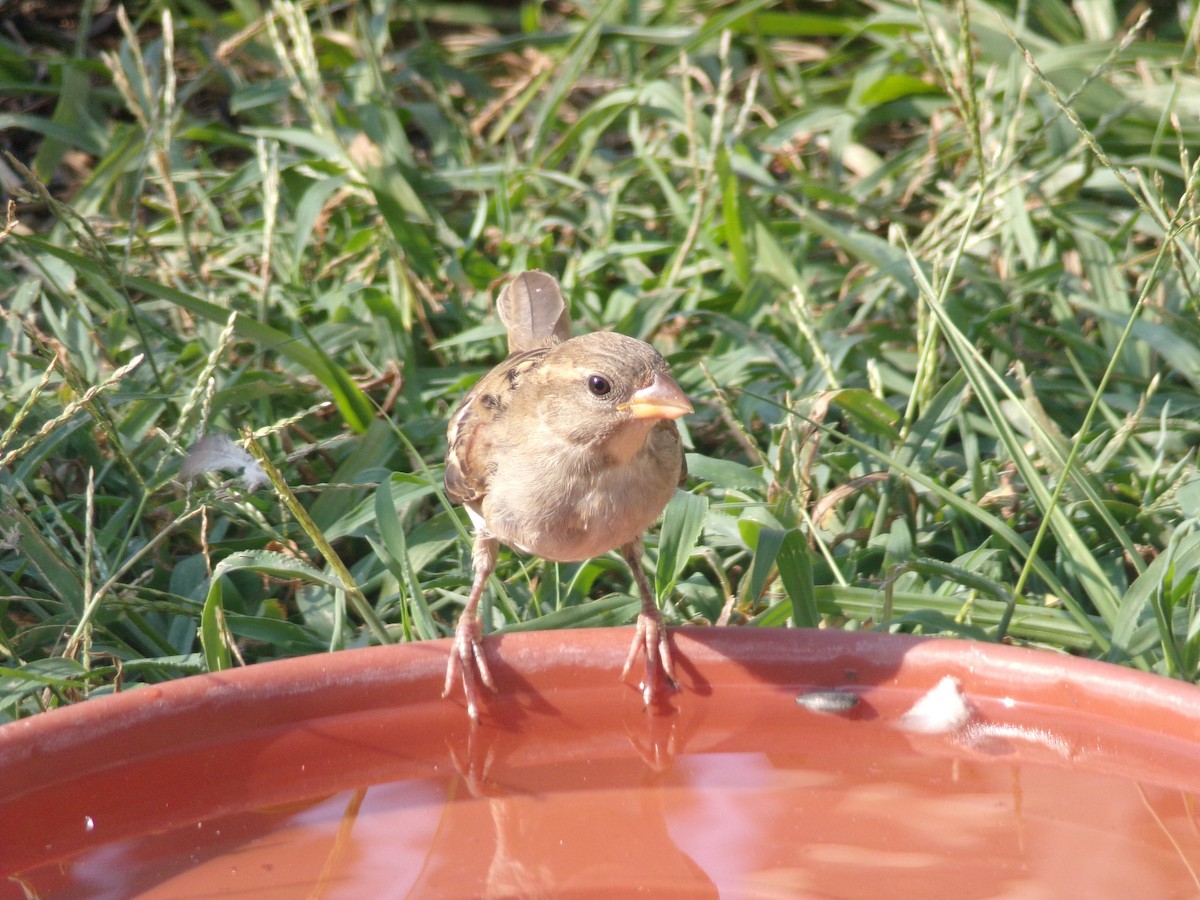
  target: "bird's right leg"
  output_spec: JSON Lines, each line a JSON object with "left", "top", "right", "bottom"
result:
{"left": 443, "top": 534, "right": 498, "bottom": 722}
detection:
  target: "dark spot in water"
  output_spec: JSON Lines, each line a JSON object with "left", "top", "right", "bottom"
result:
{"left": 796, "top": 690, "right": 860, "bottom": 714}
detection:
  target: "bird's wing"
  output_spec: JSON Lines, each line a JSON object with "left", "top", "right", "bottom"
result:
{"left": 496, "top": 270, "right": 571, "bottom": 354}
{"left": 677, "top": 432, "right": 689, "bottom": 487}
{"left": 444, "top": 348, "right": 550, "bottom": 504}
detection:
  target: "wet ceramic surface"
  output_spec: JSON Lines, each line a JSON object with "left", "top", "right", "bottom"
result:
{"left": 3, "top": 629, "right": 1199, "bottom": 898}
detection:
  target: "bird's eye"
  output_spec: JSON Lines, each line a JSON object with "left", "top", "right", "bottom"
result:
{"left": 587, "top": 374, "right": 612, "bottom": 396}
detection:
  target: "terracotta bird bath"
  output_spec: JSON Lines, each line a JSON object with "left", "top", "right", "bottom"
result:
{"left": 2, "top": 628, "right": 1200, "bottom": 898}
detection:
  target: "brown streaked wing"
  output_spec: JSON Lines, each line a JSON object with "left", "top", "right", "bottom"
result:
{"left": 444, "top": 391, "right": 486, "bottom": 504}
{"left": 443, "top": 347, "right": 551, "bottom": 504}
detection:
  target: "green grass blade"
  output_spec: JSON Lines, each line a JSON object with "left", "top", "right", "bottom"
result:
{"left": 656, "top": 490, "right": 708, "bottom": 605}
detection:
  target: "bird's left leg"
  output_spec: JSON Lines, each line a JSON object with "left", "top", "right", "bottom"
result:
{"left": 619, "top": 537, "right": 677, "bottom": 705}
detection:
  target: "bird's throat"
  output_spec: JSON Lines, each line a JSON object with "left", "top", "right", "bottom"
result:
{"left": 600, "top": 419, "right": 657, "bottom": 468}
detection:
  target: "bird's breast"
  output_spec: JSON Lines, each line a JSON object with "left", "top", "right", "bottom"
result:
{"left": 480, "top": 430, "right": 682, "bottom": 562}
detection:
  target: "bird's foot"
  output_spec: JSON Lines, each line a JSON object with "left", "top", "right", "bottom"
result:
{"left": 442, "top": 615, "right": 496, "bottom": 722}
{"left": 621, "top": 608, "right": 677, "bottom": 707}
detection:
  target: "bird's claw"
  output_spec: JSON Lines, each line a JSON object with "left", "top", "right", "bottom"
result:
{"left": 443, "top": 615, "right": 495, "bottom": 722}
{"left": 621, "top": 609, "right": 677, "bottom": 706}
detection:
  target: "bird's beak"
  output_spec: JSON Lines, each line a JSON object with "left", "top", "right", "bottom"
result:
{"left": 625, "top": 372, "right": 693, "bottom": 420}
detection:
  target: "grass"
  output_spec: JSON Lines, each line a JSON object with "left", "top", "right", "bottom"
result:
{"left": 3, "top": 0, "right": 1200, "bottom": 721}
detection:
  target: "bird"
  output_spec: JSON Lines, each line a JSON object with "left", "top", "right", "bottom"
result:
{"left": 442, "top": 270, "right": 692, "bottom": 721}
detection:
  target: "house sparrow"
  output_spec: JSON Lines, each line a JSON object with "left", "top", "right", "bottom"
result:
{"left": 443, "top": 270, "right": 692, "bottom": 721}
